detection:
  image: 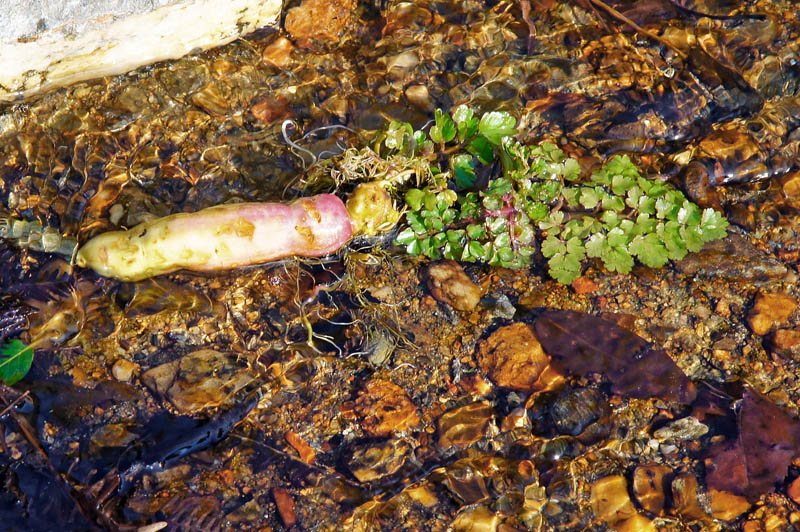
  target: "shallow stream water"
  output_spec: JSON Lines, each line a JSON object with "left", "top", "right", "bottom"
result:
{"left": 1, "top": 0, "right": 800, "bottom": 530}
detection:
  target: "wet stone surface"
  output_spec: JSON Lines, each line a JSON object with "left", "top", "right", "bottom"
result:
{"left": 1, "top": 0, "right": 800, "bottom": 531}
{"left": 475, "top": 322, "right": 552, "bottom": 391}
{"left": 422, "top": 260, "right": 482, "bottom": 312}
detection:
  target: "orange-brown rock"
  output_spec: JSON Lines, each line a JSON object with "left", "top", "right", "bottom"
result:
{"left": 748, "top": 292, "right": 797, "bottom": 336}
{"left": 709, "top": 489, "right": 752, "bottom": 521}
{"left": 262, "top": 36, "right": 296, "bottom": 68}
{"left": 476, "top": 323, "right": 560, "bottom": 392}
{"left": 250, "top": 95, "right": 290, "bottom": 125}
{"left": 590, "top": 475, "right": 637, "bottom": 526}
{"left": 671, "top": 474, "right": 711, "bottom": 522}
{"left": 782, "top": 170, "right": 800, "bottom": 207}
{"left": 284, "top": 0, "right": 355, "bottom": 46}
{"left": 632, "top": 464, "right": 671, "bottom": 514}
{"left": 437, "top": 401, "right": 494, "bottom": 449}
{"left": 614, "top": 514, "right": 657, "bottom": 532}
{"left": 770, "top": 328, "right": 800, "bottom": 359}
{"left": 272, "top": 487, "right": 297, "bottom": 528}
{"left": 572, "top": 276, "right": 600, "bottom": 294}
{"left": 788, "top": 476, "right": 800, "bottom": 504}
{"left": 423, "top": 260, "right": 482, "bottom": 312}
{"left": 285, "top": 431, "right": 316, "bottom": 464}
{"left": 354, "top": 378, "right": 421, "bottom": 437}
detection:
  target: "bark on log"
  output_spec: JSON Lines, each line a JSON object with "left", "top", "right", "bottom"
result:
{"left": 0, "top": 0, "right": 281, "bottom": 103}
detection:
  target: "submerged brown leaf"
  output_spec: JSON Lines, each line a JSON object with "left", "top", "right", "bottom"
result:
{"left": 704, "top": 388, "right": 800, "bottom": 502}
{"left": 533, "top": 310, "right": 696, "bottom": 404}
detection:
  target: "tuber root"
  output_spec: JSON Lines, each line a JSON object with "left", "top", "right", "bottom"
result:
{"left": 76, "top": 194, "right": 353, "bottom": 281}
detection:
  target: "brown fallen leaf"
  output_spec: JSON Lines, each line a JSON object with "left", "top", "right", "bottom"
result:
{"left": 533, "top": 310, "right": 696, "bottom": 404}
{"left": 704, "top": 387, "right": 800, "bottom": 502}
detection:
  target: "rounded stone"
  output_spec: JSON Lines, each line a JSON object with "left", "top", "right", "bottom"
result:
{"left": 475, "top": 323, "right": 550, "bottom": 391}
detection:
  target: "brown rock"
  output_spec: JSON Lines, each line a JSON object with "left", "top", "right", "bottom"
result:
{"left": 141, "top": 349, "right": 252, "bottom": 413}
{"left": 781, "top": 170, "right": 800, "bottom": 207}
{"left": 671, "top": 474, "right": 711, "bottom": 522}
{"left": 709, "top": 489, "right": 752, "bottom": 521}
{"left": 770, "top": 328, "right": 800, "bottom": 359}
{"left": 262, "top": 36, "right": 295, "bottom": 68}
{"left": 272, "top": 487, "right": 297, "bottom": 528}
{"left": 354, "top": 378, "right": 421, "bottom": 437}
{"left": 437, "top": 401, "right": 494, "bottom": 449}
{"left": 405, "top": 485, "right": 438, "bottom": 507}
{"left": 475, "top": 323, "right": 554, "bottom": 391}
{"left": 572, "top": 276, "right": 599, "bottom": 294}
{"left": 285, "top": 431, "right": 316, "bottom": 464}
{"left": 674, "top": 232, "right": 788, "bottom": 282}
{"left": 632, "top": 464, "right": 671, "bottom": 514}
{"left": 284, "top": 0, "right": 355, "bottom": 45}
{"left": 590, "top": 475, "right": 636, "bottom": 526}
{"left": 614, "top": 514, "right": 656, "bottom": 532}
{"left": 450, "top": 505, "right": 501, "bottom": 532}
{"left": 788, "top": 476, "right": 800, "bottom": 504}
{"left": 250, "top": 95, "right": 290, "bottom": 125}
{"left": 190, "top": 83, "right": 227, "bottom": 116}
{"left": 89, "top": 423, "right": 137, "bottom": 452}
{"left": 111, "top": 358, "right": 138, "bottom": 382}
{"left": 423, "top": 260, "right": 482, "bottom": 312}
{"left": 347, "top": 439, "right": 410, "bottom": 482}
{"left": 748, "top": 292, "right": 797, "bottom": 336}
{"left": 405, "top": 84, "right": 433, "bottom": 112}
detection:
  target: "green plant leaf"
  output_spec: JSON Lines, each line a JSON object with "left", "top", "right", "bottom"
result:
{"left": 452, "top": 154, "right": 477, "bottom": 188}
{"left": 606, "top": 227, "right": 629, "bottom": 248}
{"left": 699, "top": 208, "right": 729, "bottom": 242}
{"left": 446, "top": 229, "right": 466, "bottom": 243}
{"left": 565, "top": 237, "right": 586, "bottom": 259}
{"left": 395, "top": 227, "right": 417, "bottom": 245}
{"left": 0, "top": 340, "right": 34, "bottom": 385}
{"left": 468, "top": 240, "right": 486, "bottom": 259}
{"left": 453, "top": 105, "right": 479, "bottom": 142}
{"left": 602, "top": 194, "right": 625, "bottom": 212}
{"left": 548, "top": 252, "right": 581, "bottom": 284}
{"left": 579, "top": 187, "right": 600, "bottom": 209}
{"left": 468, "top": 136, "right": 495, "bottom": 165}
{"left": 562, "top": 158, "right": 581, "bottom": 181}
{"left": 466, "top": 224, "right": 486, "bottom": 240}
{"left": 526, "top": 202, "right": 549, "bottom": 221}
{"left": 430, "top": 109, "right": 456, "bottom": 144}
{"left": 405, "top": 189, "right": 425, "bottom": 211}
{"left": 601, "top": 210, "right": 620, "bottom": 228}
{"left": 682, "top": 224, "right": 705, "bottom": 252}
{"left": 655, "top": 197, "right": 678, "bottom": 220}
{"left": 586, "top": 232, "right": 607, "bottom": 258}
{"left": 633, "top": 213, "right": 657, "bottom": 235}
{"left": 677, "top": 201, "right": 702, "bottom": 226}
{"left": 478, "top": 111, "right": 517, "bottom": 145}
{"left": 658, "top": 221, "right": 688, "bottom": 260}
{"left": 541, "top": 235, "right": 565, "bottom": 258}
{"left": 384, "top": 121, "right": 414, "bottom": 151}
{"left": 562, "top": 187, "right": 580, "bottom": 207}
{"left": 611, "top": 173, "right": 635, "bottom": 196}
{"left": 539, "top": 210, "right": 565, "bottom": 231}
{"left": 629, "top": 233, "right": 669, "bottom": 268}
{"left": 494, "top": 232, "right": 511, "bottom": 249}
{"left": 602, "top": 246, "right": 634, "bottom": 274}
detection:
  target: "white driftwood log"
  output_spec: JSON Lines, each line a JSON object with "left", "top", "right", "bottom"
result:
{"left": 0, "top": 0, "right": 281, "bottom": 103}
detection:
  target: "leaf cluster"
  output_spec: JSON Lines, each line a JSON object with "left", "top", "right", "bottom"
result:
{"left": 385, "top": 105, "right": 728, "bottom": 284}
